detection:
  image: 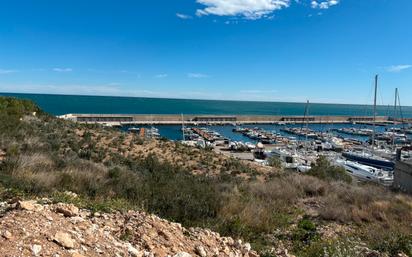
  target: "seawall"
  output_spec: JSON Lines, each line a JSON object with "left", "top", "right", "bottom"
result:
{"left": 58, "top": 114, "right": 394, "bottom": 126}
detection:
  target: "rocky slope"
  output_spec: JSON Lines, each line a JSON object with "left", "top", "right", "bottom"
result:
{"left": 0, "top": 199, "right": 261, "bottom": 257}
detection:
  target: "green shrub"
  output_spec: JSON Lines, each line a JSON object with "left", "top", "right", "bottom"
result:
{"left": 299, "top": 238, "right": 363, "bottom": 257}
{"left": 308, "top": 156, "right": 352, "bottom": 183}
{"left": 291, "top": 218, "right": 318, "bottom": 251}
{"left": 267, "top": 156, "right": 282, "bottom": 169}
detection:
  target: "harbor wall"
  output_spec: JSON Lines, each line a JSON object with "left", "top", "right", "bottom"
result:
{"left": 59, "top": 113, "right": 391, "bottom": 125}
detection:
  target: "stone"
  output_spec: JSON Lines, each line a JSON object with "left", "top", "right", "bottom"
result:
{"left": 31, "top": 244, "right": 42, "bottom": 256}
{"left": 56, "top": 204, "right": 79, "bottom": 217}
{"left": 53, "top": 231, "right": 75, "bottom": 249}
{"left": 70, "top": 216, "right": 85, "bottom": 224}
{"left": 174, "top": 252, "right": 192, "bottom": 257}
{"left": 64, "top": 191, "right": 79, "bottom": 198}
{"left": 2, "top": 230, "right": 13, "bottom": 240}
{"left": 248, "top": 252, "right": 259, "bottom": 257}
{"left": 235, "top": 239, "right": 242, "bottom": 249}
{"left": 195, "top": 245, "right": 207, "bottom": 257}
{"left": 18, "top": 200, "right": 37, "bottom": 211}
{"left": 244, "top": 243, "right": 251, "bottom": 252}
{"left": 71, "top": 253, "right": 86, "bottom": 257}
{"left": 127, "top": 244, "right": 143, "bottom": 257}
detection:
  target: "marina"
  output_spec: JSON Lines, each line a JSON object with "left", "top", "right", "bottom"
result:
{"left": 87, "top": 76, "right": 410, "bottom": 187}
{"left": 56, "top": 114, "right": 412, "bottom": 187}
{"left": 112, "top": 121, "right": 412, "bottom": 186}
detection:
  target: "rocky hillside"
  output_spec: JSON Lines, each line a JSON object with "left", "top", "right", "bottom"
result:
{"left": 1, "top": 96, "right": 411, "bottom": 257}
{"left": 0, "top": 198, "right": 261, "bottom": 257}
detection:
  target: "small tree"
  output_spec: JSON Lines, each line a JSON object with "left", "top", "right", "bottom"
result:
{"left": 308, "top": 156, "right": 352, "bottom": 183}
{"left": 268, "top": 156, "right": 282, "bottom": 169}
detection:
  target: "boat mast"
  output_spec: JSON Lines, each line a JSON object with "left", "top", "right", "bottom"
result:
{"left": 394, "top": 88, "right": 398, "bottom": 119}
{"left": 305, "top": 100, "right": 310, "bottom": 143}
{"left": 392, "top": 88, "right": 398, "bottom": 148}
{"left": 396, "top": 89, "right": 406, "bottom": 130}
{"left": 181, "top": 113, "right": 185, "bottom": 141}
{"left": 300, "top": 100, "right": 310, "bottom": 150}
{"left": 372, "top": 75, "right": 378, "bottom": 150}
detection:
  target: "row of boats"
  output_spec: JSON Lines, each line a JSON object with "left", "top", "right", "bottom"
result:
{"left": 231, "top": 126, "right": 412, "bottom": 186}
{"left": 181, "top": 125, "right": 405, "bottom": 186}
{"left": 255, "top": 145, "right": 398, "bottom": 186}
{"left": 128, "top": 126, "right": 160, "bottom": 139}
{"left": 126, "top": 123, "right": 411, "bottom": 187}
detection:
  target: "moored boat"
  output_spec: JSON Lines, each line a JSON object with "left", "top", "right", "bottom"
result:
{"left": 342, "top": 151, "right": 395, "bottom": 170}
{"left": 334, "top": 159, "right": 393, "bottom": 186}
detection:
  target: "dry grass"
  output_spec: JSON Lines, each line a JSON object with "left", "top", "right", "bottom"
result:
{"left": 1, "top": 96, "right": 411, "bottom": 256}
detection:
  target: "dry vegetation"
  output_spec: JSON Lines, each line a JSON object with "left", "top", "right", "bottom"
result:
{"left": 0, "top": 96, "right": 411, "bottom": 257}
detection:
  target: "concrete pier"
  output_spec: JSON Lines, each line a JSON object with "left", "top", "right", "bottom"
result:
{"left": 58, "top": 113, "right": 393, "bottom": 126}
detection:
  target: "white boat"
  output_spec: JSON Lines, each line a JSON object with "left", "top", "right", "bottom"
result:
{"left": 297, "top": 164, "right": 311, "bottom": 173}
{"left": 334, "top": 159, "right": 393, "bottom": 186}
{"left": 245, "top": 142, "right": 256, "bottom": 150}
{"left": 342, "top": 150, "right": 395, "bottom": 170}
{"left": 266, "top": 147, "right": 300, "bottom": 169}
{"left": 146, "top": 127, "right": 160, "bottom": 138}
{"left": 329, "top": 137, "right": 344, "bottom": 151}
{"left": 128, "top": 127, "right": 140, "bottom": 133}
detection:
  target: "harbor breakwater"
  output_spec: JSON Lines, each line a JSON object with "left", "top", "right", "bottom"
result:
{"left": 59, "top": 113, "right": 394, "bottom": 126}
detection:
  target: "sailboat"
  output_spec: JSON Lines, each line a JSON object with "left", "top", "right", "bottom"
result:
{"left": 342, "top": 75, "right": 395, "bottom": 171}
{"left": 334, "top": 159, "right": 394, "bottom": 186}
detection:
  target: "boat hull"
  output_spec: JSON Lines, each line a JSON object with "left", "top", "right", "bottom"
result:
{"left": 342, "top": 153, "right": 395, "bottom": 170}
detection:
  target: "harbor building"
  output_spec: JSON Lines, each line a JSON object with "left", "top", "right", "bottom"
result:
{"left": 280, "top": 116, "right": 316, "bottom": 122}
{"left": 394, "top": 150, "right": 412, "bottom": 194}
{"left": 58, "top": 113, "right": 390, "bottom": 126}
{"left": 192, "top": 116, "right": 237, "bottom": 123}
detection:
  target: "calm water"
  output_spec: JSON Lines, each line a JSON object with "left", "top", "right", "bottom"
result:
{"left": 2, "top": 92, "right": 411, "bottom": 142}
{"left": 123, "top": 123, "right": 412, "bottom": 142}
{"left": 2, "top": 92, "right": 412, "bottom": 117}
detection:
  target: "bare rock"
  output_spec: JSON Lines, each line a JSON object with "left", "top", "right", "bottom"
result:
{"left": 174, "top": 252, "right": 192, "bottom": 257}
{"left": 248, "top": 252, "right": 259, "bottom": 257}
{"left": 31, "top": 244, "right": 42, "bottom": 256}
{"left": 195, "top": 245, "right": 207, "bottom": 257}
{"left": 0, "top": 201, "right": 259, "bottom": 257}
{"left": 53, "top": 231, "right": 75, "bottom": 249}
{"left": 71, "top": 253, "right": 86, "bottom": 257}
{"left": 56, "top": 203, "right": 79, "bottom": 217}
{"left": 128, "top": 244, "right": 143, "bottom": 257}
{"left": 2, "top": 230, "right": 13, "bottom": 240}
{"left": 18, "top": 200, "right": 37, "bottom": 211}
{"left": 64, "top": 191, "right": 79, "bottom": 198}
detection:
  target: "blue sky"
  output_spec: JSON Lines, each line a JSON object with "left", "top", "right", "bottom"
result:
{"left": 0, "top": 0, "right": 411, "bottom": 105}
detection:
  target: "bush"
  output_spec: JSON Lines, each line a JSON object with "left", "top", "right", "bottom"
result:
{"left": 291, "top": 218, "right": 318, "bottom": 251}
{"left": 308, "top": 156, "right": 352, "bottom": 183}
{"left": 299, "top": 238, "right": 363, "bottom": 257}
{"left": 267, "top": 156, "right": 282, "bottom": 169}
{"left": 1, "top": 97, "right": 412, "bottom": 257}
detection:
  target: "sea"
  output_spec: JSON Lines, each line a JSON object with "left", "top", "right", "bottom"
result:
{"left": 2, "top": 92, "right": 412, "bottom": 117}
{"left": 2, "top": 92, "right": 411, "bottom": 142}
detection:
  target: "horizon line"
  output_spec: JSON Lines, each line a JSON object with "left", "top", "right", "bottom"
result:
{"left": 1, "top": 91, "right": 411, "bottom": 108}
